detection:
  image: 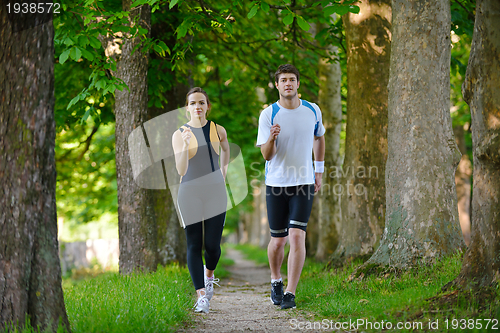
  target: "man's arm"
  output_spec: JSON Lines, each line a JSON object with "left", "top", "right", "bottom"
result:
{"left": 313, "top": 135, "right": 325, "bottom": 192}
{"left": 260, "top": 124, "right": 280, "bottom": 161}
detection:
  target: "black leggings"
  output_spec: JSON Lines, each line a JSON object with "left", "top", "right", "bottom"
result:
{"left": 184, "top": 213, "right": 225, "bottom": 290}
{"left": 178, "top": 180, "right": 227, "bottom": 290}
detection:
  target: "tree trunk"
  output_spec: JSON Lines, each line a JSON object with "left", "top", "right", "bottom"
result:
{"left": 237, "top": 211, "right": 248, "bottom": 243}
{"left": 315, "top": 31, "right": 343, "bottom": 261}
{"left": 453, "top": 125, "right": 472, "bottom": 246}
{"left": 0, "top": 9, "right": 70, "bottom": 332}
{"left": 115, "top": 2, "right": 158, "bottom": 274}
{"left": 454, "top": 0, "right": 500, "bottom": 288}
{"left": 361, "top": 0, "right": 465, "bottom": 270}
{"left": 330, "top": 0, "right": 391, "bottom": 266}
{"left": 149, "top": 84, "right": 189, "bottom": 266}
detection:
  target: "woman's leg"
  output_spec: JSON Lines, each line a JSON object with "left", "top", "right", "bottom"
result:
{"left": 203, "top": 212, "right": 226, "bottom": 274}
{"left": 184, "top": 222, "right": 206, "bottom": 293}
{"left": 203, "top": 181, "right": 227, "bottom": 275}
{"left": 178, "top": 184, "right": 205, "bottom": 294}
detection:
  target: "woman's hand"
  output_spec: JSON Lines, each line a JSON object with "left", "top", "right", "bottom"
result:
{"left": 181, "top": 128, "right": 192, "bottom": 147}
{"left": 172, "top": 129, "right": 190, "bottom": 177}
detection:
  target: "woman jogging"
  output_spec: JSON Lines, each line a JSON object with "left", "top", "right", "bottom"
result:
{"left": 172, "top": 87, "right": 230, "bottom": 313}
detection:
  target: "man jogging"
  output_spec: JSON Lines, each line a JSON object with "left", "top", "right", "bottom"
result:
{"left": 256, "top": 64, "right": 326, "bottom": 309}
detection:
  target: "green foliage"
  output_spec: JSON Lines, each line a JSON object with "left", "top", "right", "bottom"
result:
{"left": 244, "top": 0, "right": 359, "bottom": 29}
{"left": 450, "top": 0, "right": 475, "bottom": 162}
{"left": 54, "top": 0, "right": 166, "bottom": 117}
{"left": 53, "top": 0, "right": 352, "bottom": 233}
{"left": 55, "top": 120, "right": 117, "bottom": 226}
{"left": 52, "top": 0, "right": 474, "bottom": 238}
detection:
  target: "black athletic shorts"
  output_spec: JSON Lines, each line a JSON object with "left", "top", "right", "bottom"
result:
{"left": 266, "top": 184, "right": 315, "bottom": 238}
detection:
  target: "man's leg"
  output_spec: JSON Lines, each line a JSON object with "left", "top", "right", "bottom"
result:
{"left": 285, "top": 228, "right": 306, "bottom": 294}
{"left": 266, "top": 185, "right": 289, "bottom": 305}
{"left": 266, "top": 185, "right": 289, "bottom": 279}
{"left": 268, "top": 236, "right": 287, "bottom": 279}
{"left": 280, "top": 184, "right": 314, "bottom": 309}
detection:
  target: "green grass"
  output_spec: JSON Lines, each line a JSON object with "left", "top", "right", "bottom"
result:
{"left": 61, "top": 245, "right": 237, "bottom": 333}
{"left": 58, "top": 245, "right": 234, "bottom": 333}
{"left": 63, "top": 264, "right": 193, "bottom": 333}
{"left": 7, "top": 264, "right": 194, "bottom": 333}
{"left": 296, "top": 253, "right": 500, "bottom": 332}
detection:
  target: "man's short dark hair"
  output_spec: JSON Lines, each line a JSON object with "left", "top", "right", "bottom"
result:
{"left": 274, "top": 64, "right": 300, "bottom": 83}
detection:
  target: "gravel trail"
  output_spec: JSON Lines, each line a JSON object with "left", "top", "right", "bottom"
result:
{"left": 178, "top": 246, "right": 316, "bottom": 332}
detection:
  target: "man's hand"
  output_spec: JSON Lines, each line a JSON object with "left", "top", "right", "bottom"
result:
{"left": 314, "top": 173, "right": 322, "bottom": 193}
{"left": 261, "top": 124, "right": 280, "bottom": 160}
{"left": 270, "top": 124, "right": 281, "bottom": 140}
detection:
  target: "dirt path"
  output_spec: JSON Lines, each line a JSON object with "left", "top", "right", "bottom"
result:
{"left": 179, "top": 247, "right": 315, "bottom": 332}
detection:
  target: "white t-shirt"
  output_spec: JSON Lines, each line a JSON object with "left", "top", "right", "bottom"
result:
{"left": 256, "top": 100, "right": 326, "bottom": 187}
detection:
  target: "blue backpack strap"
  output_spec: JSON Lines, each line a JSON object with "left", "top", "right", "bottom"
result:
{"left": 271, "top": 102, "right": 280, "bottom": 125}
{"left": 301, "top": 100, "right": 320, "bottom": 136}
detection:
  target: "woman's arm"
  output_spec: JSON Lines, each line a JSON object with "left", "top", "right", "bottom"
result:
{"left": 217, "top": 124, "right": 230, "bottom": 180}
{"left": 172, "top": 129, "right": 191, "bottom": 176}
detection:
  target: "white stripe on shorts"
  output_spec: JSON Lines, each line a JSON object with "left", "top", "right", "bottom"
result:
{"left": 290, "top": 220, "right": 307, "bottom": 227}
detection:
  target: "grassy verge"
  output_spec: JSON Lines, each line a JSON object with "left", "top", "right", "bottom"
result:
{"left": 63, "top": 264, "right": 193, "bottom": 333}
{"left": 297, "top": 253, "right": 500, "bottom": 332}
{"left": 61, "top": 245, "right": 235, "bottom": 333}
{"left": 9, "top": 245, "right": 235, "bottom": 333}
{"left": 234, "top": 244, "right": 499, "bottom": 332}
{"left": 9, "top": 264, "right": 193, "bottom": 333}
{"left": 59, "top": 245, "right": 235, "bottom": 333}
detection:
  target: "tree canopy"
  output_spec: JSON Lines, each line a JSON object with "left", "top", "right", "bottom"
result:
{"left": 53, "top": 0, "right": 475, "bottom": 238}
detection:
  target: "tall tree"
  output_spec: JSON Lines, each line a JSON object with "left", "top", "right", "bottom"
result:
{"left": 329, "top": 0, "right": 391, "bottom": 266}
{"left": 453, "top": 0, "right": 500, "bottom": 289}
{"left": 113, "top": 1, "right": 157, "bottom": 274}
{"left": 314, "top": 20, "right": 343, "bottom": 261}
{"left": 0, "top": 5, "right": 70, "bottom": 332}
{"left": 150, "top": 85, "right": 188, "bottom": 266}
{"left": 359, "top": 0, "right": 465, "bottom": 270}
{"left": 148, "top": 6, "right": 189, "bottom": 266}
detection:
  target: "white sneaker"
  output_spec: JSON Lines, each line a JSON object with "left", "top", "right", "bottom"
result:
{"left": 204, "top": 266, "right": 220, "bottom": 301}
{"left": 193, "top": 292, "right": 209, "bottom": 313}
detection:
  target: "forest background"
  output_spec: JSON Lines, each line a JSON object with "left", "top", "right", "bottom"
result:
{"left": 4, "top": 0, "right": 499, "bottom": 331}
{"left": 54, "top": 0, "right": 473, "bottom": 250}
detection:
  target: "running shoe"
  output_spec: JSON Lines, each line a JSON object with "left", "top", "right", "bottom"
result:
{"left": 281, "top": 291, "right": 296, "bottom": 309}
{"left": 271, "top": 280, "right": 284, "bottom": 305}
{"left": 204, "top": 266, "right": 220, "bottom": 301}
{"left": 193, "top": 293, "right": 210, "bottom": 313}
